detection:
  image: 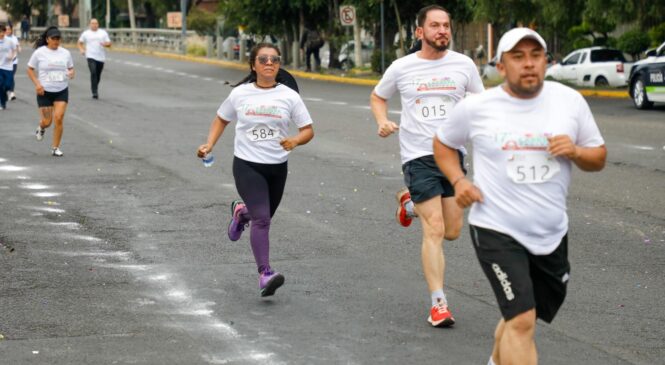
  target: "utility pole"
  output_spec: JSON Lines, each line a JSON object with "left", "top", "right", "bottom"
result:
{"left": 79, "top": 0, "right": 91, "bottom": 29}
{"left": 181, "top": 0, "right": 188, "bottom": 54}
{"left": 106, "top": 0, "right": 111, "bottom": 28}
{"left": 47, "top": 0, "right": 53, "bottom": 26}
{"left": 127, "top": 0, "right": 137, "bottom": 45}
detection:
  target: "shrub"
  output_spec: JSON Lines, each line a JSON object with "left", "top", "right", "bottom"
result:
{"left": 371, "top": 46, "right": 397, "bottom": 74}
{"left": 187, "top": 43, "right": 207, "bottom": 57}
{"left": 187, "top": 7, "right": 217, "bottom": 36}
{"left": 618, "top": 29, "right": 651, "bottom": 59}
{"left": 648, "top": 23, "right": 665, "bottom": 47}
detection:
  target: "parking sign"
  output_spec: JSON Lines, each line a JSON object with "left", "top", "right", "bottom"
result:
{"left": 340, "top": 5, "right": 356, "bottom": 27}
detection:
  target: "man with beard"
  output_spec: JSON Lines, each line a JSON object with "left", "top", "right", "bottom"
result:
{"left": 433, "top": 28, "right": 606, "bottom": 364}
{"left": 369, "top": 4, "right": 483, "bottom": 327}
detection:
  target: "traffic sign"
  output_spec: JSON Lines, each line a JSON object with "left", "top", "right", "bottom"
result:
{"left": 167, "top": 12, "right": 182, "bottom": 28}
{"left": 340, "top": 5, "right": 356, "bottom": 27}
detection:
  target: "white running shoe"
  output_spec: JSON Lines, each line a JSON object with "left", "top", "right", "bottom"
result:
{"left": 8, "top": 92, "right": 16, "bottom": 101}
{"left": 36, "top": 127, "right": 45, "bottom": 141}
{"left": 51, "top": 147, "right": 63, "bottom": 157}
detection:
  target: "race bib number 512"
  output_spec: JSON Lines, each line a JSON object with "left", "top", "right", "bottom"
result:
{"left": 506, "top": 153, "right": 560, "bottom": 184}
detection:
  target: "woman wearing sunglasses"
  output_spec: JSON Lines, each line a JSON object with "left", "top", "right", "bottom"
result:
{"left": 197, "top": 43, "right": 314, "bottom": 297}
{"left": 27, "top": 26, "right": 74, "bottom": 157}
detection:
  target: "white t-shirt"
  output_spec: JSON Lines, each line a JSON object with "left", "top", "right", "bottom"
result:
{"left": 374, "top": 51, "right": 484, "bottom": 164}
{"left": 217, "top": 83, "right": 313, "bottom": 164}
{"left": 78, "top": 29, "right": 111, "bottom": 62}
{"left": 0, "top": 36, "right": 17, "bottom": 71}
{"left": 7, "top": 35, "right": 19, "bottom": 65}
{"left": 436, "top": 81, "right": 605, "bottom": 254}
{"left": 27, "top": 46, "right": 74, "bottom": 92}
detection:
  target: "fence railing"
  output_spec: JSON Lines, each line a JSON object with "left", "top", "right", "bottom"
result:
{"left": 30, "top": 27, "right": 196, "bottom": 54}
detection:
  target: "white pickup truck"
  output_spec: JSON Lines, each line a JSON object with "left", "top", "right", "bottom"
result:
{"left": 546, "top": 47, "right": 632, "bottom": 87}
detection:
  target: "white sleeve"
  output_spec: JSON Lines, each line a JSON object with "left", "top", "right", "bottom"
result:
{"left": 373, "top": 64, "right": 399, "bottom": 100}
{"left": 27, "top": 50, "right": 39, "bottom": 68}
{"left": 216, "top": 95, "right": 237, "bottom": 122}
{"left": 467, "top": 62, "right": 485, "bottom": 94}
{"left": 78, "top": 31, "right": 86, "bottom": 43}
{"left": 103, "top": 30, "right": 111, "bottom": 43}
{"left": 574, "top": 95, "right": 605, "bottom": 147}
{"left": 67, "top": 52, "right": 74, "bottom": 68}
{"left": 290, "top": 96, "right": 313, "bottom": 128}
{"left": 436, "top": 101, "right": 471, "bottom": 149}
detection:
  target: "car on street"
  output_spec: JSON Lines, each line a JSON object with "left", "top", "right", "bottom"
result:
{"left": 482, "top": 53, "right": 554, "bottom": 83}
{"left": 628, "top": 41, "right": 665, "bottom": 109}
{"left": 338, "top": 40, "right": 373, "bottom": 70}
{"left": 545, "top": 47, "right": 632, "bottom": 87}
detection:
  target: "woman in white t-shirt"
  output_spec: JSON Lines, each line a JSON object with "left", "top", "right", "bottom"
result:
{"left": 197, "top": 43, "right": 314, "bottom": 298}
{"left": 26, "top": 27, "right": 74, "bottom": 157}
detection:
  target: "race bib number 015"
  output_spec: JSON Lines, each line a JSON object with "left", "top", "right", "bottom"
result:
{"left": 246, "top": 125, "right": 280, "bottom": 142}
{"left": 46, "top": 71, "right": 66, "bottom": 82}
{"left": 416, "top": 96, "right": 452, "bottom": 122}
{"left": 507, "top": 153, "right": 560, "bottom": 184}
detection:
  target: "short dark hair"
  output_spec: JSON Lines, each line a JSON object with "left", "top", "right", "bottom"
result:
{"left": 417, "top": 5, "right": 450, "bottom": 27}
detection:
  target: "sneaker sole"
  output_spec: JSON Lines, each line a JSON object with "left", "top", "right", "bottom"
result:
{"left": 395, "top": 188, "right": 412, "bottom": 227}
{"left": 427, "top": 315, "right": 455, "bottom": 328}
{"left": 260, "top": 274, "right": 285, "bottom": 297}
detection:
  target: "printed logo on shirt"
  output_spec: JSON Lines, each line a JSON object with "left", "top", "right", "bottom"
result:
{"left": 241, "top": 104, "right": 283, "bottom": 119}
{"left": 47, "top": 60, "right": 68, "bottom": 68}
{"left": 414, "top": 77, "right": 456, "bottom": 92}
{"left": 496, "top": 132, "right": 552, "bottom": 151}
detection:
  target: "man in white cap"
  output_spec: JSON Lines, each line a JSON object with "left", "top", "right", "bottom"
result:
{"left": 433, "top": 28, "right": 607, "bottom": 364}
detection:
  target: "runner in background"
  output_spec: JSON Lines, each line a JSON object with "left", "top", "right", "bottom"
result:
{"left": 27, "top": 27, "right": 75, "bottom": 156}
{"left": 78, "top": 19, "right": 111, "bottom": 99}
{"left": 0, "top": 22, "right": 17, "bottom": 110}
{"left": 5, "top": 23, "right": 20, "bottom": 101}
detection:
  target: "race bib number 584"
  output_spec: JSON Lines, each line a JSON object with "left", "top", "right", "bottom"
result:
{"left": 507, "top": 153, "right": 560, "bottom": 184}
{"left": 246, "top": 124, "right": 280, "bottom": 142}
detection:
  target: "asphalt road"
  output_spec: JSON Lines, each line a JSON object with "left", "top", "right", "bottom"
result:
{"left": 0, "top": 47, "right": 663, "bottom": 365}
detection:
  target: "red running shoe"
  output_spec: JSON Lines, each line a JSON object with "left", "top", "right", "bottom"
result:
{"left": 395, "top": 187, "right": 413, "bottom": 227}
{"left": 428, "top": 301, "right": 455, "bottom": 327}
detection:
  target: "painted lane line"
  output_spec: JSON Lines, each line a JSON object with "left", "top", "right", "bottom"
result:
{"left": 0, "top": 165, "right": 28, "bottom": 172}
{"left": 328, "top": 101, "right": 348, "bottom": 105}
{"left": 625, "top": 144, "right": 655, "bottom": 151}
{"left": 33, "top": 192, "right": 62, "bottom": 197}
{"left": 20, "top": 183, "right": 49, "bottom": 190}
{"left": 69, "top": 113, "right": 120, "bottom": 137}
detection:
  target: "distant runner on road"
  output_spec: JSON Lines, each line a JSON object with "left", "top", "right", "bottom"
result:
{"left": 78, "top": 18, "right": 111, "bottom": 99}
{"left": 197, "top": 43, "right": 314, "bottom": 298}
{"left": 369, "top": 5, "right": 484, "bottom": 328}
{"left": 27, "top": 26, "right": 75, "bottom": 157}
{"left": 0, "top": 22, "right": 17, "bottom": 110}
{"left": 434, "top": 28, "right": 607, "bottom": 365}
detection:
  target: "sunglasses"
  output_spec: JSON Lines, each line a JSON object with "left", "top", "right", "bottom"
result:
{"left": 257, "top": 55, "right": 281, "bottom": 65}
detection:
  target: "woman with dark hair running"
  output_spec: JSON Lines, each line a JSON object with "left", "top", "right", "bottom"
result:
{"left": 26, "top": 26, "right": 74, "bottom": 156}
{"left": 197, "top": 43, "right": 314, "bottom": 297}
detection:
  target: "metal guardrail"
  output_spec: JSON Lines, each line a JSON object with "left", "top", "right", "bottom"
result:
{"left": 30, "top": 27, "right": 196, "bottom": 53}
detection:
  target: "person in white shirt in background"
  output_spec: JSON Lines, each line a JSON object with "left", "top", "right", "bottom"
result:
{"left": 5, "top": 23, "right": 20, "bottom": 101}
{"left": 78, "top": 18, "right": 111, "bottom": 99}
{"left": 27, "top": 27, "right": 75, "bottom": 157}
{"left": 370, "top": 5, "right": 484, "bottom": 328}
{"left": 0, "top": 22, "right": 17, "bottom": 110}
{"left": 434, "top": 28, "right": 607, "bottom": 365}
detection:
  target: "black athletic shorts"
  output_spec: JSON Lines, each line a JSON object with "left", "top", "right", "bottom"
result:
{"left": 470, "top": 225, "right": 570, "bottom": 323}
{"left": 37, "top": 88, "right": 69, "bottom": 107}
{"left": 402, "top": 152, "right": 466, "bottom": 203}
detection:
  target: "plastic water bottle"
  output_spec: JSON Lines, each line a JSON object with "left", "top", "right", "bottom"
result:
{"left": 202, "top": 153, "right": 215, "bottom": 167}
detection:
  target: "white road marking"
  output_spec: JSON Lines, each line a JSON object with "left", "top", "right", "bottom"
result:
{"left": 303, "top": 97, "right": 323, "bottom": 102}
{"left": 20, "top": 183, "right": 49, "bottom": 190}
{"left": 625, "top": 144, "right": 655, "bottom": 151}
{"left": 33, "top": 192, "right": 62, "bottom": 197}
{"left": 69, "top": 113, "right": 120, "bottom": 137}
{"left": 0, "top": 165, "right": 27, "bottom": 172}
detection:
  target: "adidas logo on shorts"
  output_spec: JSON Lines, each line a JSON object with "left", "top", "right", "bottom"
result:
{"left": 492, "top": 263, "right": 515, "bottom": 301}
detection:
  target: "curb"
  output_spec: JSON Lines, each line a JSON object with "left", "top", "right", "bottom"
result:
{"left": 110, "top": 48, "right": 630, "bottom": 98}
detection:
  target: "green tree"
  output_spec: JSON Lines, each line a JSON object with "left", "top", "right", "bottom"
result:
{"left": 617, "top": 28, "right": 650, "bottom": 58}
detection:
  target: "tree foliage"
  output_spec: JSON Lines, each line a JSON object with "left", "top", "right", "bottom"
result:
{"left": 617, "top": 28, "right": 651, "bottom": 58}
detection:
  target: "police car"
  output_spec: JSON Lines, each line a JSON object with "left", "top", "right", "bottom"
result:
{"left": 629, "top": 41, "right": 665, "bottom": 109}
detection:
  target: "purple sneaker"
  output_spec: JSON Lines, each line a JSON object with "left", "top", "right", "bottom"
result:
{"left": 259, "top": 269, "right": 285, "bottom": 297}
{"left": 227, "top": 200, "right": 248, "bottom": 241}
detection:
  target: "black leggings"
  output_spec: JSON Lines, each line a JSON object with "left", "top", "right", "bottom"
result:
{"left": 232, "top": 156, "right": 288, "bottom": 273}
{"left": 87, "top": 58, "right": 105, "bottom": 95}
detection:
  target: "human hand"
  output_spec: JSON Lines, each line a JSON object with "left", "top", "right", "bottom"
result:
{"left": 197, "top": 143, "right": 212, "bottom": 158}
{"left": 454, "top": 178, "right": 484, "bottom": 208}
{"left": 547, "top": 135, "right": 580, "bottom": 160}
{"left": 280, "top": 137, "right": 298, "bottom": 151}
{"left": 377, "top": 120, "right": 399, "bottom": 138}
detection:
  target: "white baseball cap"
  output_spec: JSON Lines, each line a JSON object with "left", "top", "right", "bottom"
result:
{"left": 496, "top": 27, "right": 547, "bottom": 61}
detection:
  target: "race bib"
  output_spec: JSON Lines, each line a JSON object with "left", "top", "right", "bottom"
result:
{"left": 246, "top": 124, "right": 280, "bottom": 142}
{"left": 506, "top": 153, "right": 560, "bottom": 184}
{"left": 416, "top": 96, "right": 453, "bottom": 122}
{"left": 46, "top": 71, "right": 66, "bottom": 82}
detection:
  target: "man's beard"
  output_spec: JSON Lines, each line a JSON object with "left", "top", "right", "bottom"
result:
{"left": 424, "top": 36, "right": 449, "bottom": 52}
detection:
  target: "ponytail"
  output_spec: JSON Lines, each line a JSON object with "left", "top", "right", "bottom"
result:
{"left": 34, "top": 26, "right": 58, "bottom": 49}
